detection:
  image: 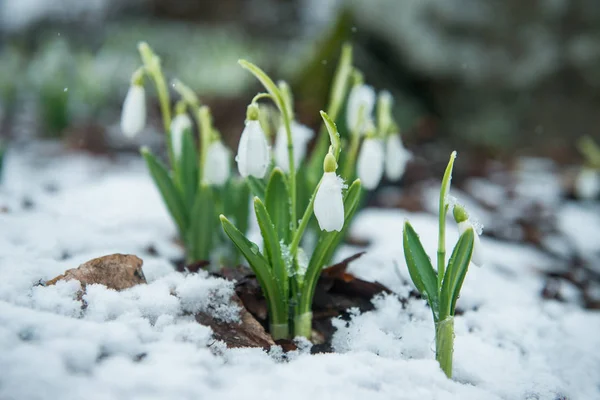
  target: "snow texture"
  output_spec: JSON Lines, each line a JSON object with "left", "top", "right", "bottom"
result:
{"left": 1, "top": 143, "right": 599, "bottom": 400}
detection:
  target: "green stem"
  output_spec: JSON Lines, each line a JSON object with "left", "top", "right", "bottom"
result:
{"left": 197, "top": 106, "right": 212, "bottom": 184}
{"left": 282, "top": 111, "right": 297, "bottom": 234}
{"left": 293, "top": 311, "right": 313, "bottom": 339}
{"left": 435, "top": 316, "right": 455, "bottom": 378}
{"left": 437, "top": 151, "right": 457, "bottom": 290}
{"left": 290, "top": 178, "right": 322, "bottom": 255}
{"left": 270, "top": 323, "right": 290, "bottom": 341}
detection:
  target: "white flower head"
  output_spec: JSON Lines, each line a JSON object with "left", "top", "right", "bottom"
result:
{"left": 454, "top": 204, "right": 484, "bottom": 267}
{"left": 205, "top": 140, "right": 231, "bottom": 186}
{"left": 120, "top": 84, "right": 146, "bottom": 138}
{"left": 385, "top": 133, "right": 412, "bottom": 181}
{"left": 346, "top": 84, "right": 376, "bottom": 134}
{"left": 574, "top": 167, "right": 600, "bottom": 200}
{"left": 170, "top": 113, "right": 192, "bottom": 160}
{"left": 236, "top": 119, "right": 270, "bottom": 178}
{"left": 357, "top": 137, "right": 385, "bottom": 190}
{"left": 275, "top": 121, "right": 314, "bottom": 173}
{"left": 314, "top": 171, "right": 346, "bottom": 232}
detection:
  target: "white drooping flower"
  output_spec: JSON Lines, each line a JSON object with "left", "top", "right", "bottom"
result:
{"left": 574, "top": 167, "right": 600, "bottom": 200}
{"left": 454, "top": 204, "right": 484, "bottom": 267}
{"left": 385, "top": 133, "right": 412, "bottom": 181}
{"left": 204, "top": 140, "right": 231, "bottom": 186}
{"left": 314, "top": 171, "right": 345, "bottom": 232}
{"left": 274, "top": 121, "right": 314, "bottom": 173}
{"left": 170, "top": 113, "right": 192, "bottom": 161}
{"left": 346, "top": 84, "right": 376, "bottom": 134}
{"left": 120, "top": 84, "right": 146, "bottom": 138}
{"left": 357, "top": 137, "right": 385, "bottom": 190}
{"left": 236, "top": 119, "right": 270, "bottom": 178}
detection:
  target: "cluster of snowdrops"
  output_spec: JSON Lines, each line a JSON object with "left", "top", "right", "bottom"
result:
{"left": 119, "top": 42, "right": 484, "bottom": 378}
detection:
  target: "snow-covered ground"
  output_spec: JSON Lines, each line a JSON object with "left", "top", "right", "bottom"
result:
{"left": 1, "top": 143, "right": 599, "bottom": 400}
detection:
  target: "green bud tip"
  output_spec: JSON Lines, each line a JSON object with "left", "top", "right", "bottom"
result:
{"left": 246, "top": 103, "right": 260, "bottom": 121}
{"left": 323, "top": 152, "right": 337, "bottom": 173}
{"left": 453, "top": 203, "right": 469, "bottom": 223}
{"left": 175, "top": 100, "right": 187, "bottom": 115}
{"left": 352, "top": 69, "right": 364, "bottom": 86}
{"left": 131, "top": 68, "right": 145, "bottom": 86}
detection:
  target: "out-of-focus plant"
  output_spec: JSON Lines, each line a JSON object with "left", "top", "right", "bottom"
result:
{"left": 121, "top": 42, "right": 250, "bottom": 265}
{"left": 575, "top": 136, "right": 600, "bottom": 200}
{"left": 402, "top": 152, "right": 483, "bottom": 378}
{"left": 219, "top": 59, "right": 362, "bottom": 340}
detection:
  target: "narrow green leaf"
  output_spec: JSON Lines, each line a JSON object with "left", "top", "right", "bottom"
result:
{"left": 253, "top": 197, "right": 289, "bottom": 304}
{"left": 265, "top": 168, "right": 291, "bottom": 243}
{"left": 220, "top": 215, "right": 286, "bottom": 323}
{"left": 299, "top": 179, "right": 362, "bottom": 314}
{"left": 440, "top": 228, "right": 474, "bottom": 317}
{"left": 246, "top": 176, "right": 266, "bottom": 200}
{"left": 320, "top": 111, "right": 341, "bottom": 160}
{"left": 141, "top": 148, "right": 188, "bottom": 234}
{"left": 403, "top": 222, "right": 439, "bottom": 318}
{"left": 187, "top": 185, "right": 214, "bottom": 262}
{"left": 178, "top": 129, "right": 199, "bottom": 210}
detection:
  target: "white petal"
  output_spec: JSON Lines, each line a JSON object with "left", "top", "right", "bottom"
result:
{"left": 357, "top": 138, "right": 385, "bottom": 190}
{"left": 274, "top": 121, "right": 314, "bottom": 173}
{"left": 346, "top": 84, "right": 375, "bottom": 134}
{"left": 170, "top": 114, "right": 192, "bottom": 160}
{"left": 314, "top": 172, "right": 345, "bottom": 232}
{"left": 385, "top": 133, "right": 411, "bottom": 181}
{"left": 574, "top": 168, "right": 600, "bottom": 200}
{"left": 205, "top": 141, "right": 231, "bottom": 186}
{"left": 120, "top": 85, "right": 146, "bottom": 138}
{"left": 236, "top": 120, "right": 270, "bottom": 178}
{"left": 458, "top": 220, "right": 484, "bottom": 267}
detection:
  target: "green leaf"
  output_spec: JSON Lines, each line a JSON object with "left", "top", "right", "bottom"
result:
{"left": 141, "top": 148, "right": 188, "bottom": 235}
{"left": 246, "top": 176, "right": 266, "bottom": 201}
{"left": 187, "top": 184, "right": 215, "bottom": 262}
{"left": 220, "top": 215, "right": 286, "bottom": 324}
{"left": 299, "top": 179, "right": 362, "bottom": 314}
{"left": 403, "top": 221, "right": 439, "bottom": 319}
{"left": 265, "top": 168, "right": 292, "bottom": 243}
{"left": 440, "top": 228, "right": 474, "bottom": 318}
{"left": 319, "top": 111, "right": 341, "bottom": 160}
{"left": 253, "top": 197, "right": 289, "bottom": 304}
{"left": 178, "top": 129, "right": 199, "bottom": 210}
{"left": 224, "top": 178, "right": 251, "bottom": 235}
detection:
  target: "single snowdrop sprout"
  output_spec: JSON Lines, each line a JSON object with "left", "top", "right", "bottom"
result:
{"left": 124, "top": 42, "right": 250, "bottom": 266}
{"left": 346, "top": 78, "right": 376, "bottom": 135}
{"left": 236, "top": 104, "right": 270, "bottom": 178}
{"left": 385, "top": 133, "right": 411, "bottom": 181}
{"left": 453, "top": 204, "right": 484, "bottom": 267}
{"left": 314, "top": 153, "right": 346, "bottom": 232}
{"left": 402, "top": 151, "right": 476, "bottom": 379}
{"left": 205, "top": 139, "right": 231, "bottom": 186}
{"left": 120, "top": 69, "right": 146, "bottom": 138}
{"left": 356, "top": 135, "right": 384, "bottom": 190}
{"left": 170, "top": 107, "right": 192, "bottom": 161}
{"left": 274, "top": 121, "right": 314, "bottom": 173}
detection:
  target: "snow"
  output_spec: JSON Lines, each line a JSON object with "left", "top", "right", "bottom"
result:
{"left": 0, "top": 143, "right": 599, "bottom": 399}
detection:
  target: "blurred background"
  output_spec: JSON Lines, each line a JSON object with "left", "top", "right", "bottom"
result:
{"left": 1, "top": 0, "right": 600, "bottom": 160}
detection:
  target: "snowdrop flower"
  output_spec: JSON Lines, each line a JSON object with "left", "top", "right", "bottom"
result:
{"left": 346, "top": 84, "right": 375, "bottom": 134}
{"left": 274, "top": 121, "right": 314, "bottom": 173}
{"left": 205, "top": 140, "right": 231, "bottom": 186}
{"left": 170, "top": 113, "right": 192, "bottom": 160}
{"left": 453, "top": 204, "right": 484, "bottom": 267}
{"left": 357, "top": 137, "right": 384, "bottom": 190}
{"left": 385, "top": 133, "right": 411, "bottom": 181}
{"left": 574, "top": 167, "right": 600, "bottom": 200}
{"left": 236, "top": 105, "right": 270, "bottom": 178}
{"left": 314, "top": 153, "right": 345, "bottom": 232}
{"left": 120, "top": 83, "right": 146, "bottom": 138}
